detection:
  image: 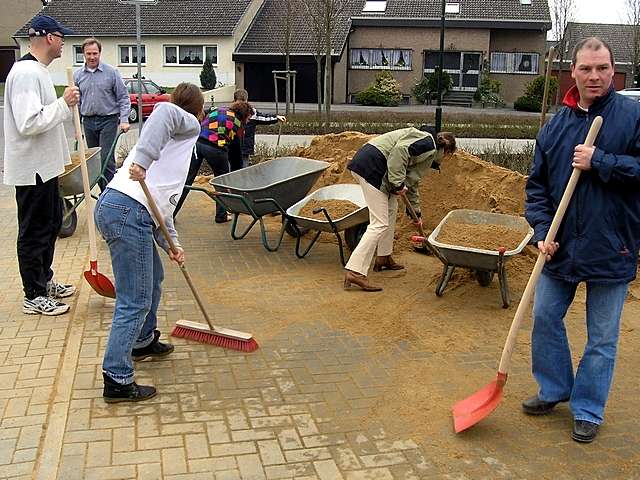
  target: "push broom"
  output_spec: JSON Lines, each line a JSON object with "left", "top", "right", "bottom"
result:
{"left": 138, "top": 179, "right": 258, "bottom": 352}
{"left": 452, "top": 115, "right": 603, "bottom": 433}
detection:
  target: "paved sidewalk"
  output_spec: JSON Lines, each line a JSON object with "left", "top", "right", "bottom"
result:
{"left": 0, "top": 183, "right": 639, "bottom": 480}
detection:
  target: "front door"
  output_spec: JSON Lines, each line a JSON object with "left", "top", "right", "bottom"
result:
{"left": 424, "top": 51, "right": 482, "bottom": 91}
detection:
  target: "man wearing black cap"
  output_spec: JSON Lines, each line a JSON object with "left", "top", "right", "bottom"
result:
{"left": 2, "top": 15, "right": 81, "bottom": 316}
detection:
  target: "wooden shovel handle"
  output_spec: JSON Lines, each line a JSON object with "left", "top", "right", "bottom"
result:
{"left": 138, "top": 179, "right": 216, "bottom": 331}
{"left": 497, "top": 115, "right": 603, "bottom": 375}
{"left": 66, "top": 68, "right": 99, "bottom": 262}
{"left": 540, "top": 47, "right": 556, "bottom": 129}
{"left": 399, "top": 192, "right": 427, "bottom": 238}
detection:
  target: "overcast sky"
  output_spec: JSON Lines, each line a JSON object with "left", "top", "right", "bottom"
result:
{"left": 566, "top": 0, "right": 628, "bottom": 24}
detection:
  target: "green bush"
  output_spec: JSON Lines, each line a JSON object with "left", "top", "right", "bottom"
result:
{"left": 514, "top": 95, "right": 542, "bottom": 112}
{"left": 200, "top": 58, "right": 217, "bottom": 90}
{"left": 474, "top": 77, "right": 504, "bottom": 106}
{"left": 524, "top": 75, "right": 559, "bottom": 104}
{"left": 356, "top": 71, "right": 402, "bottom": 106}
{"left": 412, "top": 77, "right": 431, "bottom": 104}
{"left": 412, "top": 69, "right": 453, "bottom": 104}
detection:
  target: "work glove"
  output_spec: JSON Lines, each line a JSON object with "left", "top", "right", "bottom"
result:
{"left": 390, "top": 183, "right": 407, "bottom": 195}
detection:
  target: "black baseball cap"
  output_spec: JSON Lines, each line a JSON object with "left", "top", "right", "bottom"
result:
{"left": 28, "top": 15, "right": 75, "bottom": 37}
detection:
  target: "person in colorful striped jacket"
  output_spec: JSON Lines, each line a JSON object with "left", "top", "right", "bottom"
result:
{"left": 173, "top": 101, "right": 253, "bottom": 221}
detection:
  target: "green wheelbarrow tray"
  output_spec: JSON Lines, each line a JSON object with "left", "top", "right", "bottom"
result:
{"left": 58, "top": 130, "right": 125, "bottom": 238}
{"left": 190, "top": 157, "right": 330, "bottom": 252}
{"left": 427, "top": 209, "right": 534, "bottom": 308}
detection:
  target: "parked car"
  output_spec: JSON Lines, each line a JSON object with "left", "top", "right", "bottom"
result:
{"left": 617, "top": 88, "right": 640, "bottom": 102}
{"left": 123, "top": 78, "right": 171, "bottom": 122}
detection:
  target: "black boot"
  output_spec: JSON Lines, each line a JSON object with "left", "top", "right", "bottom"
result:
{"left": 102, "top": 373, "right": 157, "bottom": 404}
{"left": 132, "top": 330, "right": 175, "bottom": 361}
{"left": 521, "top": 394, "right": 569, "bottom": 415}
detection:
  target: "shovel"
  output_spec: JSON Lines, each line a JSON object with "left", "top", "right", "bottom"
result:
{"left": 399, "top": 192, "right": 444, "bottom": 260}
{"left": 452, "top": 115, "right": 603, "bottom": 433}
{"left": 66, "top": 68, "right": 116, "bottom": 298}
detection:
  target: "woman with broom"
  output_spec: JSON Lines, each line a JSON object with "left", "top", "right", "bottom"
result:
{"left": 95, "top": 83, "right": 204, "bottom": 403}
{"left": 343, "top": 126, "right": 457, "bottom": 292}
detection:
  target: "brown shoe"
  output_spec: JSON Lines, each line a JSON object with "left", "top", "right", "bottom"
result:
{"left": 373, "top": 255, "right": 405, "bottom": 272}
{"left": 343, "top": 270, "right": 383, "bottom": 291}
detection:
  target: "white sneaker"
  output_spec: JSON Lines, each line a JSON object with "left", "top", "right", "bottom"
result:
{"left": 23, "top": 296, "right": 70, "bottom": 316}
{"left": 46, "top": 280, "right": 76, "bottom": 299}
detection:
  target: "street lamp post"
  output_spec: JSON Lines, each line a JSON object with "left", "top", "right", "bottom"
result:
{"left": 435, "top": 0, "right": 446, "bottom": 133}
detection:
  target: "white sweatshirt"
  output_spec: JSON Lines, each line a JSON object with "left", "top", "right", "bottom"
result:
{"left": 3, "top": 57, "right": 72, "bottom": 186}
{"left": 108, "top": 102, "right": 200, "bottom": 251}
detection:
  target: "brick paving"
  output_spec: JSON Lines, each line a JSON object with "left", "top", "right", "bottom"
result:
{"left": 0, "top": 182, "right": 639, "bottom": 480}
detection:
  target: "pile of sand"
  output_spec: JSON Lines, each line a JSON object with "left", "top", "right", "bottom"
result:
{"left": 296, "top": 132, "right": 530, "bottom": 254}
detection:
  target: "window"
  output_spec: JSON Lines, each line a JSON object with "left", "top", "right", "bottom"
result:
{"left": 73, "top": 45, "right": 83, "bottom": 65}
{"left": 490, "top": 52, "right": 539, "bottom": 74}
{"left": 164, "top": 45, "right": 217, "bottom": 65}
{"left": 350, "top": 48, "right": 412, "bottom": 70}
{"left": 363, "top": 0, "right": 387, "bottom": 12}
{"left": 119, "top": 45, "right": 146, "bottom": 65}
{"left": 126, "top": 80, "right": 145, "bottom": 94}
{"left": 445, "top": 3, "right": 460, "bottom": 14}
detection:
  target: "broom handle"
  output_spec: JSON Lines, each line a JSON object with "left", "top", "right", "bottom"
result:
{"left": 66, "top": 68, "right": 99, "bottom": 264}
{"left": 138, "top": 179, "right": 216, "bottom": 331}
{"left": 497, "top": 115, "right": 603, "bottom": 375}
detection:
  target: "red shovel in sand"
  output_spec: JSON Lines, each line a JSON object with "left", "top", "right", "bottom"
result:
{"left": 452, "top": 115, "right": 603, "bottom": 433}
{"left": 66, "top": 69, "right": 116, "bottom": 298}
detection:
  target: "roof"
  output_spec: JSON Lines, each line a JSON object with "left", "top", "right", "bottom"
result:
{"left": 352, "top": 0, "right": 550, "bottom": 25}
{"left": 236, "top": 0, "right": 551, "bottom": 57}
{"left": 564, "top": 22, "right": 636, "bottom": 65}
{"left": 14, "top": 0, "right": 253, "bottom": 37}
{"left": 235, "top": 0, "right": 366, "bottom": 57}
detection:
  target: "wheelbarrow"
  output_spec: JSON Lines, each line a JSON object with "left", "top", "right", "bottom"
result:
{"left": 58, "top": 130, "right": 124, "bottom": 238}
{"left": 189, "top": 157, "right": 329, "bottom": 251}
{"left": 286, "top": 184, "right": 370, "bottom": 266}
{"left": 58, "top": 146, "right": 102, "bottom": 238}
{"left": 421, "top": 209, "right": 533, "bottom": 308}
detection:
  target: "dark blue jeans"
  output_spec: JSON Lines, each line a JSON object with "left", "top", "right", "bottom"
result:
{"left": 95, "top": 188, "right": 162, "bottom": 384}
{"left": 83, "top": 114, "right": 119, "bottom": 191}
{"left": 174, "top": 139, "right": 230, "bottom": 221}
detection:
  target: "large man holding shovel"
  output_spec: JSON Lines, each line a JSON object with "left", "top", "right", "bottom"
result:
{"left": 524, "top": 37, "right": 640, "bottom": 443}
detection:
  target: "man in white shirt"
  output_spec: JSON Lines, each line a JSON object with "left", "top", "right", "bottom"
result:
{"left": 3, "top": 15, "right": 80, "bottom": 316}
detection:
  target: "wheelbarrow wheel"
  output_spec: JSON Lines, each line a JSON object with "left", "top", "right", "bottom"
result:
{"left": 283, "top": 217, "right": 308, "bottom": 237}
{"left": 345, "top": 222, "right": 368, "bottom": 250}
{"left": 475, "top": 270, "right": 494, "bottom": 287}
{"left": 58, "top": 199, "right": 77, "bottom": 238}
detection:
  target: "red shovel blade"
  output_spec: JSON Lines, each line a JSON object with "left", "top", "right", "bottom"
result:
{"left": 84, "top": 260, "right": 116, "bottom": 298}
{"left": 452, "top": 372, "right": 507, "bottom": 433}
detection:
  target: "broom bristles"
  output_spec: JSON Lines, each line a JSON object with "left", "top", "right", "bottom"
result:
{"left": 171, "top": 325, "right": 259, "bottom": 352}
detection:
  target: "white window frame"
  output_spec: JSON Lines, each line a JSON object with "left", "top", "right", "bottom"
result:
{"left": 73, "top": 45, "right": 84, "bottom": 66}
{"left": 118, "top": 45, "right": 147, "bottom": 66}
{"left": 349, "top": 48, "right": 413, "bottom": 71}
{"left": 163, "top": 44, "right": 218, "bottom": 66}
{"left": 490, "top": 52, "right": 539, "bottom": 75}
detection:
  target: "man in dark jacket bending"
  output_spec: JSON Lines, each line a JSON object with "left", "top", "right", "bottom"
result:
{"left": 523, "top": 37, "right": 640, "bottom": 443}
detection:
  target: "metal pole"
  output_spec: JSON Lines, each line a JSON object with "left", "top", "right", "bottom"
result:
{"left": 136, "top": 3, "right": 144, "bottom": 132}
{"left": 435, "top": 0, "right": 446, "bottom": 133}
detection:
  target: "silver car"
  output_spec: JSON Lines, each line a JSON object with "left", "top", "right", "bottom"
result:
{"left": 618, "top": 88, "right": 640, "bottom": 102}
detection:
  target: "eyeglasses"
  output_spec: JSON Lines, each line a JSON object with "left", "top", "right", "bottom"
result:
{"left": 49, "top": 32, "right": 65, "bottom": 40}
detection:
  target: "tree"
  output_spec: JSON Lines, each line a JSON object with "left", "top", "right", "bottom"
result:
{"left": 200, "top": 58, "right": 217, "bottom": 90}
{"left": 278, "top": 0, "right": 301, "bottom": 114}
{"left": 302, "top": 2, "right": 326, "bottom": 123}
{"left": 625, "top": 0, "right": 640, "bottom": 86}
{"left": 550, "top": 0, "right": 575, "bottom": 107}
{"left": 303, "top": 0, "right": 348, "bottom": 130}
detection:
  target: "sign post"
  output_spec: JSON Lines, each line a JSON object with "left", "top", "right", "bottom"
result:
{"left": 118, "top": 0, "right": 157, "bottom": 132}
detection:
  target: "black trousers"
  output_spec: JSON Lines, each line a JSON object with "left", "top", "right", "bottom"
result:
{"left": 174, "top": 139, "right": 230, "bottom": 220}
{"left": 15, "top": 175, "right": 63, "bottom": 299}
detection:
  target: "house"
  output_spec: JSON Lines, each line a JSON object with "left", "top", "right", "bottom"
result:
{"left": 346, "top": 0, "right": 551, "bottom": 105}
{"left": 14, "top": 0, "right": 550, "bottom": 105}
{"left": 554, "top": 22, "right": 634, "bottom": 98}
{"left": 0, "top": 0, "right": 42, "bottom": 81}
{"left": 13, "top": 0, "right": 265, "bottom": 88}
{"left": 234, "top": 0, "right": 551, "bottom": 105}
